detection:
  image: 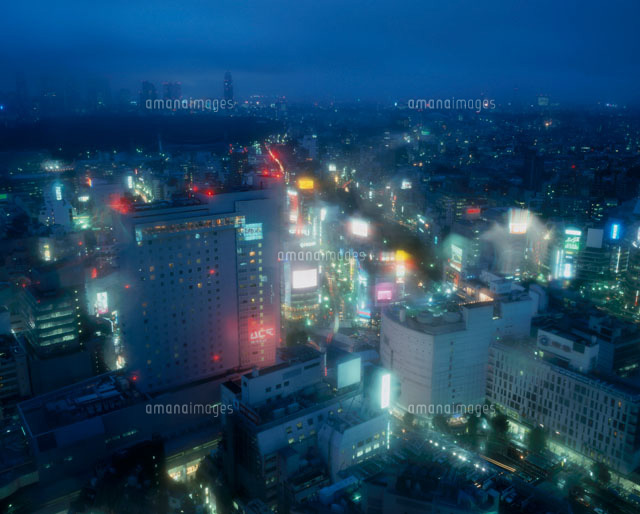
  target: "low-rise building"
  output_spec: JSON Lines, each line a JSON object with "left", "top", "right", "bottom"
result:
{"left": 221, "top": 345, "right": 389, "bottom": 511}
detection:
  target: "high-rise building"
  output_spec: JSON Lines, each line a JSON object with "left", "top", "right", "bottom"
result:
{"left": 223, "top": 71, "right": 233, "bottom": 102}
{"left": 0, "top": 331, "right": 31, "bottom": 405}
{"left": 444, "top": 219, "right": 490, "bottom": 287}
{"left": 20, "top": 285, "right": 81, "bottom": 357}
{"left": 162, "top": 82, "right": 182, "bottom": 100}
{"left": 140, "top": 81, "right": 157, "bottom": 109}
{"left": 521, "top": 147, "right": 545, "bottom": 191}
{"left": 223, "top": 71, "right": 233, "bottom": 101}
{"left": 381, "top": 294, "right": 532, "bottom": 415}
{"left": 624, "top": 240, "right": 640, "bottom": 318}
{"left": 117, "top": 188, "right": 282, "bottom": 392}
{"left": 38, "top": 181, "right": 73, "bottom": 228}
{"left": 576, "top": 227, "right": 615, "bottom": 283}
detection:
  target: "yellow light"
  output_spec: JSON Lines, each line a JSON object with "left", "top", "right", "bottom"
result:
{"left": 298, "top": 178, "right": 314, "bottom": 190}
{"left": 395, "top": 249, "right": 409, "bottom": 262}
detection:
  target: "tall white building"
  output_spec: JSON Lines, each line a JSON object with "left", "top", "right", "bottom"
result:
{"left": 380, "top": 294, "right": 532, "bottom": 414}
{"left": 117, "top": 188, "right": 282, "bottom": 392}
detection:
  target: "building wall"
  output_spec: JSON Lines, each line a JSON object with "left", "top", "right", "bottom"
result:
{"left": 487, "top": 341, "right": 640, "bottom": 474}
{"left": 240, "top": 357, "right": 322, "bottom": 407}
{"left": 381, "top": 303, "right": 513, "bottom": 414}
{"left": 318, "top": 414, "right": 388, "bottom": 482}
{"left": 118, "top": 189, "right": 281, "bottom": 392}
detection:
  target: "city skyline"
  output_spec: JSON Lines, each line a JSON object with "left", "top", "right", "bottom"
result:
{"left": 2, "top": 0, "right": 640, "bottom": 105}
{"left": 2, "top": 2, "right": 640, "bottom": 513}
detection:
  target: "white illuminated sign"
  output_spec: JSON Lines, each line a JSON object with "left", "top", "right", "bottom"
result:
{"left": 381, "top": 373, "right": 391, "bottom": 409}
{"left": 350, "top": 219, "right": 369, "bottom": 238}
{"left": 249, "top": 327, "right": 275, "bottom": 343}
{"left": 96, "top": 292, "right": 109, "bottom": 314}
{"left": 292, "top": 268, "right": 318, "bottom": 289}
{"left": 508, "top": 208, "right": 530, "bottom": 234}
{"left": 451, "top": 244, "right": 463, "bottom": 272}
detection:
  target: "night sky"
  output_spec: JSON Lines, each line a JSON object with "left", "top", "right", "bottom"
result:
{"left": 3, "top": 0, "right": 640, "bottom": 104}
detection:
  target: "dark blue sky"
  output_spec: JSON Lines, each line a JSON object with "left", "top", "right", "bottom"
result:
{"left": 4, "top": 0, "right": 640, "bottom": 104}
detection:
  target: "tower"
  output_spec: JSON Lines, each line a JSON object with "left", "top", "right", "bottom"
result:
{"left": 223, "top": 71, "right": 233, "bottom": 102}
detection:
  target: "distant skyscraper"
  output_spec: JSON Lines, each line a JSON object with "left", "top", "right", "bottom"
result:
{"left": 15, "top": 72, "right": 29, "bottom": 117}
{"left": 86, "top": 77, "right": 112, "bottom": 111}
{"left": 162, "top": 82, "right": 182, "bottom": 100}
{"left": 521, "top": 147, "right": 544, "bottom": 191}
{"left": 20, "top": 285, "right": 81, "bottom": 356}
{"left": 223, "top": 71, "right": 233, "bottom": 102}
{"left": 117, "top": 188, "right": 282, "bottom": 392}
{"left": 140, "top": 81, "right": 157, "bottom": 109}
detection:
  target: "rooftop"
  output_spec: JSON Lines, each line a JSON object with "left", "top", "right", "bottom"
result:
{"left": 19, "top": 372, "right": 149, "bottom": 437}
{"left": 492, "top": 337, "right": 640, "bottom": 401}
{"left": 383, "top": 303, "right": 470, "bottom": 335}
{"left": 244, "top": 345, "right": 321, "bottom": 380}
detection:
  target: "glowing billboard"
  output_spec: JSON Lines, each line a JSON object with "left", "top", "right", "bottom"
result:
{"left": 243, "top": 223, "right": 263, "bottom": 241}
{"left": 380, "top": 373, "right": 391, "bottom": 409}
{"left": 298, "top": 178, "right": 314, "bottom": 190}
{"left": 610, "top": 223, "right": 621, "bottom": 240}
{"left": 451, "top": 244, "right": 463, "bottom": 272}
{"left": 564, "top": 229, "right": 582, "bottom": 252}
{"left": 377, "top": 289, "right": 393, "bottom": 301}
{"left": 508, "top": 208, "right": 530, "bottom": 234}
{"left": 96, "top": 292, "right": 109, "bottom": 315}
{"left": 401, "top": 179, "right": 412, "bottom": 190}
{"left": 249, "top": 326, "right": 275, "bottom": 343}
{"left": 350, "top": 219, "right": 369, "bottom": 238}
{"left": 292, "top": 268, "right": 318, "bottom": 290}
{"left": 376, "top": 282, "right": 395, "bottom": 304}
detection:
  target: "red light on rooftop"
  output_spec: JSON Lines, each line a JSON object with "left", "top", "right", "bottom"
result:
{"left": 209, "top": 269, "right": 216, "bottom": 275}
{"left": 206, "top": 190, "right": 214, "bottom": 197}
{"left": 131, "top": 374, "right": 138, "bottom": 381}
{"left": 213, "top": 354, "right": 221, "bottom": 362}
{"left": 78, "top": 241, "right": 83, "bottom": 246}
{"left": 124, "top": 284, "right": 131, "bottom": 289}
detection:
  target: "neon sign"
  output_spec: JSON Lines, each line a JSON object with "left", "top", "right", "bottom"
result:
{"left": 249, "top": 327, "right": 275, "bottom": 343}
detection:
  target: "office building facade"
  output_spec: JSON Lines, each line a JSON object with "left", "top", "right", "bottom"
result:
{"left": 118, "top": 188, "right": 281, "bottom": 392}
